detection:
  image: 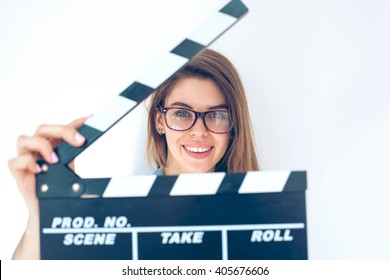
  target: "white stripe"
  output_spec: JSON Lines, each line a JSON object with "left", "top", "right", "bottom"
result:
{"left": 132, "top": 232, "right": 138, "bottom": 260}
{"left": 221, "top": 230, "right": 228, "bottom": 260}
{"left": 239, "top": 171, "right": 291, "bottom": 194}
{"left": 170, "top": 172, "right": 225, "bottom": 196}
{"left": 42, "top": 223, "right": 305, "bottom": 234}
{"left": 187, "top": 12, "right": 237, "bottom": 46}
{"left": 85, "top": 95, "right": 137, "bottom": 132}
{"left": 136, "top": 52, "right": 188, "bottom": 89}
{"left": 102, "top": 175, "right": 157, "bottom": 198}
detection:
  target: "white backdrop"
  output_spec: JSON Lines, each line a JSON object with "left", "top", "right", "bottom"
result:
{"left": 1, "top": 0, "right": 389, "bottom": 260}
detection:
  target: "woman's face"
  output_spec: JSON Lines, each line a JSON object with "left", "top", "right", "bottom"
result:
{"left": 155, "top": 77, "right": 231, "bottom": 175}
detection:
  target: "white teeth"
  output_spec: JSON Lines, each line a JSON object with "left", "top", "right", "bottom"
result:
{"left": 185, "top": 146, "right": 211, "bottom": 153}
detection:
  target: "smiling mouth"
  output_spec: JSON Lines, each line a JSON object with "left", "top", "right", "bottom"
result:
{"left": 183, "top": 146, "right": 212, "bottom": 153}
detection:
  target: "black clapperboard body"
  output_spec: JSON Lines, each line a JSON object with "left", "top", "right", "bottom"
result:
{"left": 36, "top": 0, "right": 308, "bottom": 260}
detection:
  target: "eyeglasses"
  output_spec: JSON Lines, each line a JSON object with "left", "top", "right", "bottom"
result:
{"left": 158, "top": 106, "right": 233, "bottom": 134}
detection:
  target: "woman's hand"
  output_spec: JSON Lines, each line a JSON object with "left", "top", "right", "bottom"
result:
{"left": 8, "top": 117, "right": 87, "bottom": 259}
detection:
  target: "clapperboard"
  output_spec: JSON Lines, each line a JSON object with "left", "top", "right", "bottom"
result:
{"left": 36, "top": 0, "right": 308, "bottom": 260}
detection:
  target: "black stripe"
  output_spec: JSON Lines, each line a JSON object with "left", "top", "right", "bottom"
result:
{"left": 217, "top": 172, "right": 246, "bottom": 194}
{"left": 147, "top": 175, "right": 178, "bottom": 196}
{"left": 83, "top": 178, "right": 111, "bottom": 196}
{"left": 171, "top": 39, "right": 205, "bottom": 59}
{"left": 220, "top": 0, "right": 248, "bottom": 19}
{"left": 56, "top": 124, "right": 102, "bottom": 164}
{"left": 283, "top": 171, "right": 307, "bottom": 192}
{"left": 120, "top": 81, "right": 155, "bottom": 103}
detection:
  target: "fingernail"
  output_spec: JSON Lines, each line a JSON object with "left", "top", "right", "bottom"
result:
{"left": 51, "top": 151, "right": 59, "bottom": 163}
{"left": 35, "top": 164, "right": 42, "bottom": 173}
{"left": 74, "top": 132, "right": 86, "bottom": 143}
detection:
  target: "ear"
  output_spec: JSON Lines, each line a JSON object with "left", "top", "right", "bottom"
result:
{"left": 154, "top": 108, "right": 165, "bottom": 129}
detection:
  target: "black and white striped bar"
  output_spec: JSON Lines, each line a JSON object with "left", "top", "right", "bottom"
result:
{"left": 104, "top": 171, "right": 306, "bottom": 197}
{"left": 57, "top": 171, "right": 306, "bottom": 198}
{"left": 55, "top": 0, "right": 248, "bottom": 164}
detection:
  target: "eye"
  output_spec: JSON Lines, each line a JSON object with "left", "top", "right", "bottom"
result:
{"left": 173, "top": 109, "right": 192, "bottom": 117}
{"left": 207, "top": 111, "right": 227, "bottom": 119}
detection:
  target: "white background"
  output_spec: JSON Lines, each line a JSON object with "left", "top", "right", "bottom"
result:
{"left": 1, "top": 0, "right": 389, "bottom": 260}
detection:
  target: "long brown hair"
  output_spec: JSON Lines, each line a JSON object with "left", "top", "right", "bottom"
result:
{"left": 146, "top": 49, "right": 259, "bottom": 173}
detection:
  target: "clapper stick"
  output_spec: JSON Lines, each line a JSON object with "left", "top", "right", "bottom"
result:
{"left": 36, "top": 0, "right": 309, "bottom": 260}
{"left": 36, "top": 0, "right": 249, "bottom": 196}
{"left": 52, "top": 0, "right": 248, "bottom": 166}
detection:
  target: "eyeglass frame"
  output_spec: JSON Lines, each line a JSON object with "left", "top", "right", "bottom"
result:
{"left": 157, "top": 106, "right": 233, "bottom": 134}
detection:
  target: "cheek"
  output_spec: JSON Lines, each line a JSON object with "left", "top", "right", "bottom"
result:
{"left": 164, "top": 131, "right": 182, "bottom": 150}
{"left": 216, "top": 134, "right": 231, "bottom": 152}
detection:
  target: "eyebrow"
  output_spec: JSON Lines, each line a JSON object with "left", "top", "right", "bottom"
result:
{"left": 169, "top": 101, "right": 228, "bottom": 110}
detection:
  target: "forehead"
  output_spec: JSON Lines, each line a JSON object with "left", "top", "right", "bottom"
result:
{"left": 165, "top": 77, "right": 227, "bottom": 109}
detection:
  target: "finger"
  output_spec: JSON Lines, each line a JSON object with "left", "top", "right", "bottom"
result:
{"left": 8, "top": 154, "right": 42, "bottom": 175}
{"left": 17, "top": 135, "right": 59, "bottom": 164}
{"left": 34, "top": 123, "right": 86, "bottom": 148}
{"left": 67, "top": 116, "right": 90, "bottom": 128}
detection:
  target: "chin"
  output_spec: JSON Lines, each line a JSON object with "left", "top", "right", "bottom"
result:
{"left": 184, "top": 166, "right": 214, "bottom": 174}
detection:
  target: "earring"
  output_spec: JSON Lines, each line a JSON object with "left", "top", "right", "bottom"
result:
{"left": 157, "top": 128, "right": 164, "bottom": 135}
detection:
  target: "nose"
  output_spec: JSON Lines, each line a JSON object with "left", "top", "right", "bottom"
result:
{"left": 189, "top": 115, "right": 209, "bottom": 137}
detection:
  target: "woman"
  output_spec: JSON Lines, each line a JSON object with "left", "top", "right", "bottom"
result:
{"left": 147, "top": 49, "right": 259, "bottom": 174}
{"left": 8, "top": 49, "right": 259, "bottom": 259}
